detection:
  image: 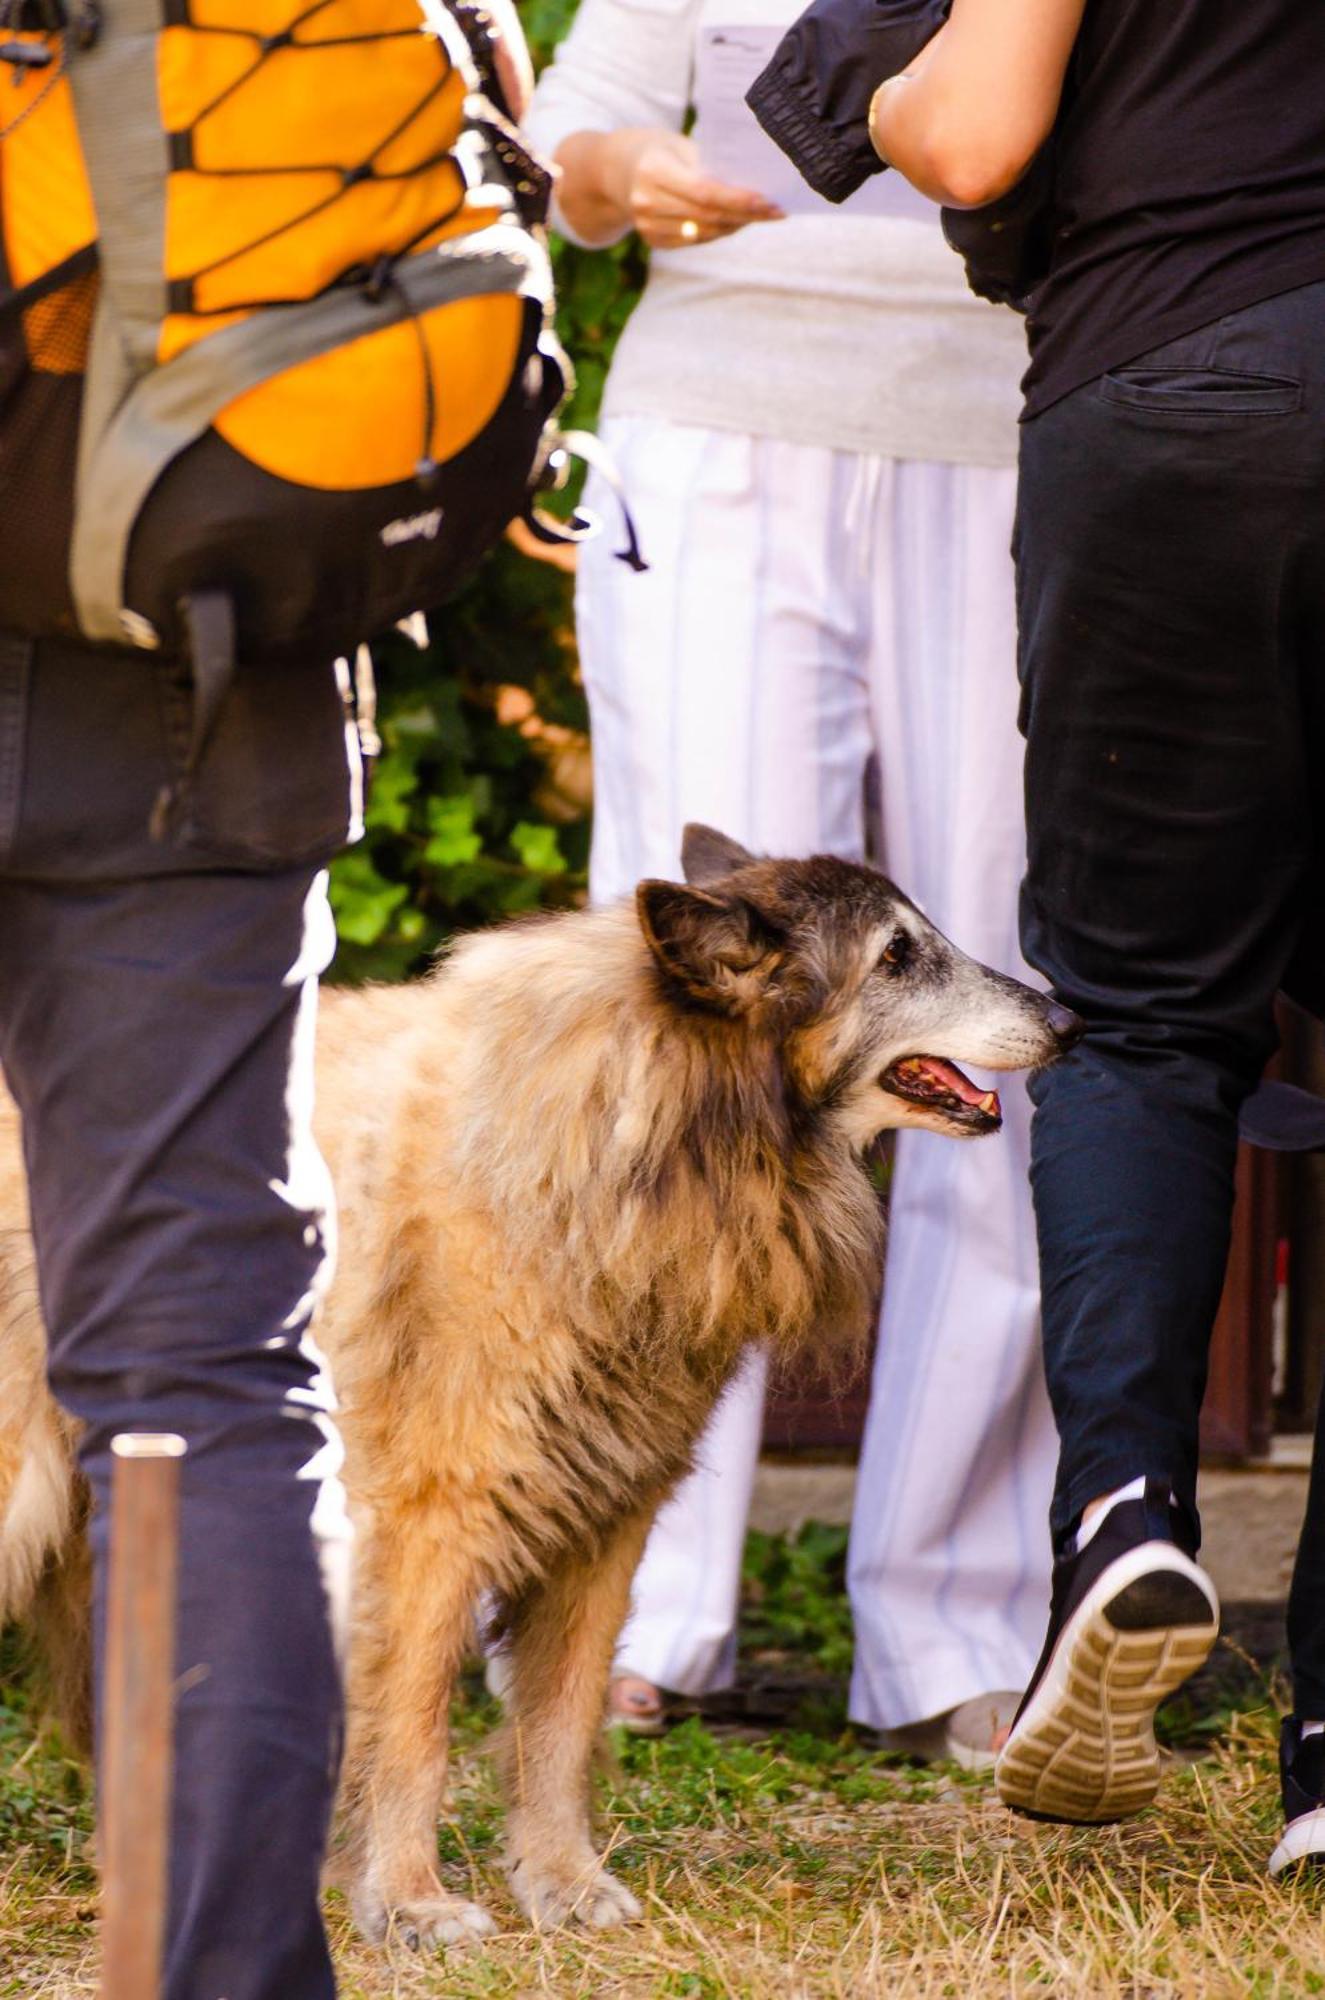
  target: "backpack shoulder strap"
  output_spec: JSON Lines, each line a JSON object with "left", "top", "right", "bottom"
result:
{"left": 63, "top": 0, "right": 169, "bottom": 366}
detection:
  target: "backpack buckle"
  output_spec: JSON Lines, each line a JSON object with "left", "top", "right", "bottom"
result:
{"left": 361, "top": 254, "right": 394, "bottom": 306}
{"left": 0, "top": 35, "right": 53, "bottom": 64}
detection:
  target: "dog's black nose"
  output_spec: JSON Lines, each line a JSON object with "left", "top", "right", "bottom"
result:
{"left": 1047, "top": 1001, "right": 1086, "bottom": 1048}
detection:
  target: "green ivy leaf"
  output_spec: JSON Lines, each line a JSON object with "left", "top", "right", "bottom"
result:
{"left": 510, "top": 821, "right": 568, "bottom": 875}
{"left": 364, "top": 757, "right": 417, "bottom": 834}
{"left": 423, "top": 793, "right": 483, "bottom": 867}
{"left": 328, "top": 866, "right": 410, "bottom": 947}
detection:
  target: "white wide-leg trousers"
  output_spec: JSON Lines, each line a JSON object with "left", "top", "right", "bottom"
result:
{"left": 577, "top": 417, "right": 1056, "bottom": 1730}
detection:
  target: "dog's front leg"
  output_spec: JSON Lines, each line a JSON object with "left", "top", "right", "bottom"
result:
{"left": 499, "top": 1506, "right": 655, "bottom": 1930}
{"left": 332, "top": 1523, "right": 495, "bottom": 1952}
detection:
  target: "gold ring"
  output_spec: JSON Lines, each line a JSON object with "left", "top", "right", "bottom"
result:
{"left": 679, "top": 218, "right": 700, "bottom": 242}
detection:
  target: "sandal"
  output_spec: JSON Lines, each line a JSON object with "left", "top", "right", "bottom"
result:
{"left": 607, "top": 1673, "right": 667, "bottom": 1737}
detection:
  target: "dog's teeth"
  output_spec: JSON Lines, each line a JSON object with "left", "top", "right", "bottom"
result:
{"left": 979, "top": 1091, "right": 998, "bottom": 1113}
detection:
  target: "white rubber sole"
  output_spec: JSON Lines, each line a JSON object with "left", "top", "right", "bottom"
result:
{"left": 1269, "top": 1808, "right": 1325, "bottom": 1877}
{"left": 995, "top": 1541, "right": 1219, "bottom": 1824}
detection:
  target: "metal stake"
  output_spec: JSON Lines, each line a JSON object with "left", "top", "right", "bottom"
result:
{"left": 100, "top": 1432, "right": 187, "bottom": 2000}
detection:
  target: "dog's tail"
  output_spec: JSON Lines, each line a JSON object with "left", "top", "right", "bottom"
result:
{"left": 0, "top": 1407, "right": 77, "bottom": 1625}
{"left": 1, "top": 1408, "right": 94, "bottom": 1753}
{"left": 27, "top": 1509, "right": 94, "bottom": 1755}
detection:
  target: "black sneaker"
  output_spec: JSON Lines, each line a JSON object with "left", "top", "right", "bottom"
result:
{"left": 1269, "top": 1719, "right": 1325, "bottom": 1876}
{"left": 995, "top": 1478, "right": 1219, "bottom": 1823}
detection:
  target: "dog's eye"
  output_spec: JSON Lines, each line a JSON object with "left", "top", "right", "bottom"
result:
{"left": 879, "top": 930, "right": 911, "bottom": 971}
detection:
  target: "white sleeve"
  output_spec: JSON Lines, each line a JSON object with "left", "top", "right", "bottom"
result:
{"left": 526, "top": 0, "right": 701, "bottom": 243}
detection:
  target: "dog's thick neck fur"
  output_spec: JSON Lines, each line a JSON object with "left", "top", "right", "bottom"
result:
{"left": 404, "top": 901, "right": 884, "bottom": 1374}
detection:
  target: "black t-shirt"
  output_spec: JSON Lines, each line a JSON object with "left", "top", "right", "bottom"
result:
{"left": 1022, "top": 0, "right": 1325, "bottom": 416}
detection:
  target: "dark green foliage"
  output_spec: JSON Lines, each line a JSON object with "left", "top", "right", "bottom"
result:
{"left": 740, "top": 1521, "right": 855, "bottom": 1678}
{"left": 328, "top": 0, "right": 649, "bottom": 982}
{"left": 328, "top": 572, "right": 593, "bottom": 984}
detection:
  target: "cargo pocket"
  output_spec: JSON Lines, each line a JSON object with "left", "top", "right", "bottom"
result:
{"left": 154, "top": 656, "right": 360, "bottom": 870}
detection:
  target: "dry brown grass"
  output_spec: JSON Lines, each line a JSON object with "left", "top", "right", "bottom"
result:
{"left": 5, "top": 1698, "right": 1325, "bottom": 2000}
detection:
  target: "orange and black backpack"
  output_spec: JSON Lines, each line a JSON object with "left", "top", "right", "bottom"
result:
{"left": 0, "top": 0, "right": 577, "bottom": 688}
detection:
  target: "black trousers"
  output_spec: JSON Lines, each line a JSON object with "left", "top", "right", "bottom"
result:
{"left": 0, "top": 635, "right": 360, "bottom": 1997}
{"left": 1017, "top": 279, "right": 1325, "bottom": 1716}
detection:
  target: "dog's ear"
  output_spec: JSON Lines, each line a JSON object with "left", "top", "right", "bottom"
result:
{"left": 680, "top": 824, "right": 756, "bottom": 886}
{"left": 637, "top": 880, "right": 784, "bottom": 1013}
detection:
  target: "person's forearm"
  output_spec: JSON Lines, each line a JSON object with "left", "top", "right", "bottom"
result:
{"left": 869, "top": 0, "right": 1084, "bottom": 208}
{"left": 552, "top": 129, "right": 657, "bottom": 247}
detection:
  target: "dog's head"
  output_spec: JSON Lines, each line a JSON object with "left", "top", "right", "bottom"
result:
{"left": 636, "top": 825, "right": 1081, "bottom": 1148}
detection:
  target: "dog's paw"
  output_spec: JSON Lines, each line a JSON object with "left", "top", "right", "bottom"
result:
{"left": 352, "top": 1885, "right": 499, "bottom": 1952}
{"left": 510, "top": 1855, "right": 643, "bottom": 1930}
{"left": 394, "top": 1896, "right": 499, "bottom": 1952}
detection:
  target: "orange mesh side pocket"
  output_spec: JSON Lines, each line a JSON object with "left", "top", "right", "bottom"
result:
{"left": 22, "top": 264, "right": 100, "bottom": 375}
{"left": 212, "top": 290, "right": 525, "bottom": 490}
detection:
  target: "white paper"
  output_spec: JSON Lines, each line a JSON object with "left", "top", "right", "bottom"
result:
{"left": 693, "top": 23, "right": 939, "bottom": 223}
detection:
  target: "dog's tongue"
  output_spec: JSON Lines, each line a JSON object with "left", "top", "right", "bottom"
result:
{"left": 915, "top": 1057, "right": 1000, "bottom": 1115}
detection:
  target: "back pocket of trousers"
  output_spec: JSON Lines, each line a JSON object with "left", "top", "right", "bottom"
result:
{"left": 1099, "top": 367, "right": 1302, "bottom": 417}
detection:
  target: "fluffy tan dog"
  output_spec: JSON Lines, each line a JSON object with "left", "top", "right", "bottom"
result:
{"left": 0, "top": 827, "right": 1076, "bottom": 1949}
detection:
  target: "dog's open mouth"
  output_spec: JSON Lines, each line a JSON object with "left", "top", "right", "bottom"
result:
{"left": 881, "top": 1056, "right": 1002, "bottom": 1133}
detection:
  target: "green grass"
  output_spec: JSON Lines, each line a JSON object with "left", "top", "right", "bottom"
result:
{"left": 0, "top": 1630, "right": 97, "bottom": 1999}
{"left": 1, "top": 1527, "right": 1314, "bottom": 1998}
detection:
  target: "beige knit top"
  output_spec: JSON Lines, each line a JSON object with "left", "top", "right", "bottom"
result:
{"left": 526, "top": 0, "right": 1028, "bottom": 467}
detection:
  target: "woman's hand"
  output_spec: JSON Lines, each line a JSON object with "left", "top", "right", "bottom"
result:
{"left": 618, "top": 131, "right": 784, "bottom": 247}
{"left": 555, "top": 127, "right": 783, "bottom": 248}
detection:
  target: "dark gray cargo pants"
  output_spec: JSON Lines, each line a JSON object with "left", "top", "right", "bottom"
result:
{"left": 0, "top": 632, "right": 361, "bottom": 1999}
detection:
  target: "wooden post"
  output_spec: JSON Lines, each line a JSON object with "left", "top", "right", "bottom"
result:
{"left": 100, "top": 1433, "right": 187, "bottom": 2000}
{"left": 1200, "top": 1143, "right": 1280, "bottom": 1460}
